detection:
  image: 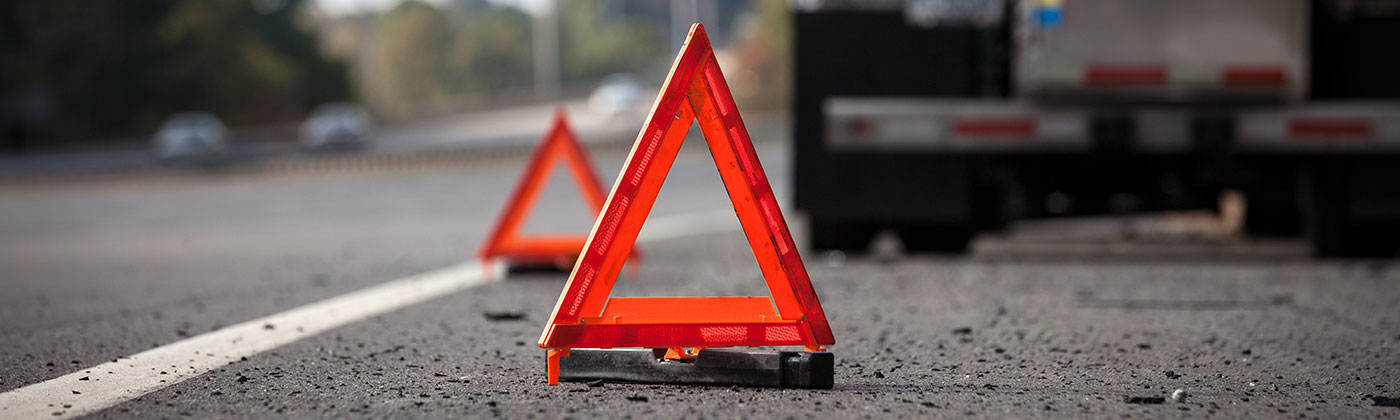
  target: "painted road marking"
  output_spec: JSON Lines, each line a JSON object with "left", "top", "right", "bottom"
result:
{"left": 0, "top": 209, "right": 742, "bottom": 419}
{"left": 0, "top": 262, "right": 496, "bottom": 419}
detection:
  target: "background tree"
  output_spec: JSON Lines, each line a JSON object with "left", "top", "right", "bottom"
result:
{"left": 0, "top": 0, "right": 352, "bottom": 148}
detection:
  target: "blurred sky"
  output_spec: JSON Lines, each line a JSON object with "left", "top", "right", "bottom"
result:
{"left": 316, "top": 0, "right": 549, "bottom": 15}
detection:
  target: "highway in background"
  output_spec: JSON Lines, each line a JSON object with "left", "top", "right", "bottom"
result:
{"left": 0, "top": 100, "right": 637, "bottom": 178}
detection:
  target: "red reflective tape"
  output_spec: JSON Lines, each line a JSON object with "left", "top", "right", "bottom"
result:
{"left": 731, "top": 126, "right": 761, "bottom": 182}
{"left": 703, "top": 59, "right": 734, "bottom": 117}
{"left": 564, "top": 265, "right": 596, "bottom": 317}
{"left": 594, "top": 196, "right": 628, "bottom": 256}
{"left": 954, "top": 118, "right": 1035, "bottom": 138}
{"left": 1223, "top": 66, "right": 1287, "bottom": 86}
{"left": 1086, "top": 65, "right": 1166, "bottom": 85}
{"left": 764, "top": 325, "right": 801, "bottom": 342}
{"left": 759, "top": 197, "right": 789, "bottom": 255}
{"left": 548, "top": 322, "right": 810, "bottom": 348}
{"left": 700, "top": 326, "right": 747, "bottom": 342}
{"left": 1290, "top": 119, "right": 1370, "bottom": 139}
{"left": 631, "top": 130, "right": 661, "bottom": 186}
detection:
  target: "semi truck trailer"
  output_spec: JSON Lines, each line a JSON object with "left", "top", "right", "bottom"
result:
{"left": 792, "top": 0, "right": 1400, "bottom": 257}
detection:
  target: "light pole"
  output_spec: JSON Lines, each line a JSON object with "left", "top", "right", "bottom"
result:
{"left": 533, "top": 0, "right": 560, "bottom": 102}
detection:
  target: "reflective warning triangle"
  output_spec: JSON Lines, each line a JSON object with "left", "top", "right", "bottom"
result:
{"left": 538, "top": 24, "right": 835, "bottom": 385}
{"left": 478, "top": 110, "right": 639, "bottom": 269}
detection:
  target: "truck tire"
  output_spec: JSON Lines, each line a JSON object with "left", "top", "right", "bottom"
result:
{"left": 1244, "top": 189, "right": 1303, "bottom": 237}
{"left": 894, "top": 222, "right": 973, "bottom": 254}
{"left": 1307, "top": 159, "right": 1400, "bottom": 258}
{"left": 808, "top": 219, "right": 879, "bottom": 253}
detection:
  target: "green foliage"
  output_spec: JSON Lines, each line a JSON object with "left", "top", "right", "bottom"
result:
{"left": 360, "top": 1, "right": 534, "bottom": 118}
{"left": 0, "top": 0, "right": 351, "bottom": 144}
{"left": 558, "top": 2, "right": 668, "bottom": 85}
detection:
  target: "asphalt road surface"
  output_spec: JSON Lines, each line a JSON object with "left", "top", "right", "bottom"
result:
{"left": 1, "top": 131, "right": 1398, "bottom": 418}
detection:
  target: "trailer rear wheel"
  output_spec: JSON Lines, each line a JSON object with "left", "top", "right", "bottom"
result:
{"left": 895, "top": 222, "right": 973, "bottom": 254}
{"left": 808, "top": 219, "right": 880, "bottom": 253}
{"left": 1307, "top": 159, "right": 1400, "bottom": 258}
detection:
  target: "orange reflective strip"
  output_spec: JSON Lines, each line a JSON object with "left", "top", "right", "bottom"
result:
{"left": 547, "top": 322, "right": 811, "bottom": 348}
{"left": 595, "top": 297, "right": 780, "bottom": 324}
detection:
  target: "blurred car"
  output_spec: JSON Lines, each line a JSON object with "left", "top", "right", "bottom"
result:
{"left": 152, "top": 111, "right": 228, "bottom": 160}
{"left": 588, "top": 73, "right": 646, "bottom": 120}
{"left": 299, "top": 102, "right": 372, "bottom": 150}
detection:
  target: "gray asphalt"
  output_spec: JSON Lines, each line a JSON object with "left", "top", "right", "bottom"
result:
{"left": 2, "top": 128, "right": 1398, "bottom": 418}
{"left": 0, "top": 128, "right": 754, "bottom": 395}
{"left": 90, "top": 235, "right": 1400, "bottom": 419}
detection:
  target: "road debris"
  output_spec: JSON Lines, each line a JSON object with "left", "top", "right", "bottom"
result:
{"left": 626, "top": 393, "right": 648, "bottom": 402}
{"left": 1170, "top": 389, "right": 1186, "bottom": 403}
{"left": 482, "top": 311, "right": 527, "bottom": 322}
{"left": 1373, "top": 396, "right": 1400, "bottom": 407}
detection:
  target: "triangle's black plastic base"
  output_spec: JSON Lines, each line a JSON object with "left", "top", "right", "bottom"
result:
{"left": 557, "top": 348, "right": 834, "bottom": 389}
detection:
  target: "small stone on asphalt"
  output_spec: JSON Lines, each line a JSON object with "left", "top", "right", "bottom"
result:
{"left": 1171, "top": 389, "right": 1186, "bottom": 402}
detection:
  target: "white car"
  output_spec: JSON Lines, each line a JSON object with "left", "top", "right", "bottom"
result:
{"left": 299, "top": 103, "right": 372, "bottom": 150}
{"left": 152, "top": 112, "right": 228, "bottom": 159}
{"left": 588, "top": 73, "right": 646, "bottom": 120}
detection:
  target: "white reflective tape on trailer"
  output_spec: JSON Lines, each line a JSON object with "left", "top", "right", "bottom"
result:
{"left": 1134, "top": 109, "right": 1191, "bottom": 153}
{"left": 1037, "top": 112, "right": 1087, "bottom": 144}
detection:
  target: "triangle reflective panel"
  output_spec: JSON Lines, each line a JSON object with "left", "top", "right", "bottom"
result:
{"left": 538, "top": 24, "right": 836, "bottom": 385}
{"left": 478, "top": 110, "right": 640, "bottom": 270}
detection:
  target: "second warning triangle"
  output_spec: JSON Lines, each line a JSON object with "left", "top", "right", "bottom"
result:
{"left": 478, "top": 110, "right": 640, "bottom": 272}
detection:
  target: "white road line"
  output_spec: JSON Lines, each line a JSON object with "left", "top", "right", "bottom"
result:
{"left": 0, "top": 209, "right": 741, "bottom": 419}
{"left": 0, "top": 261, "right": 496, "bottom": 419}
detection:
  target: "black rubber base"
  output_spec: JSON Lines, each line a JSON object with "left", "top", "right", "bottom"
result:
{"left": 558, "top": 349, "right": 834, "bottom": 389}
{"left": 503, "top": 263, "right": 571, "bottom": 276}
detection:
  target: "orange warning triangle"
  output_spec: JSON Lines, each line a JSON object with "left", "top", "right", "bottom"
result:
{"left": 478, "top": 110, "right": 639, "bottom": 268}
{"left": 538, "top": 24, "right": 835, "bottom": 385}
